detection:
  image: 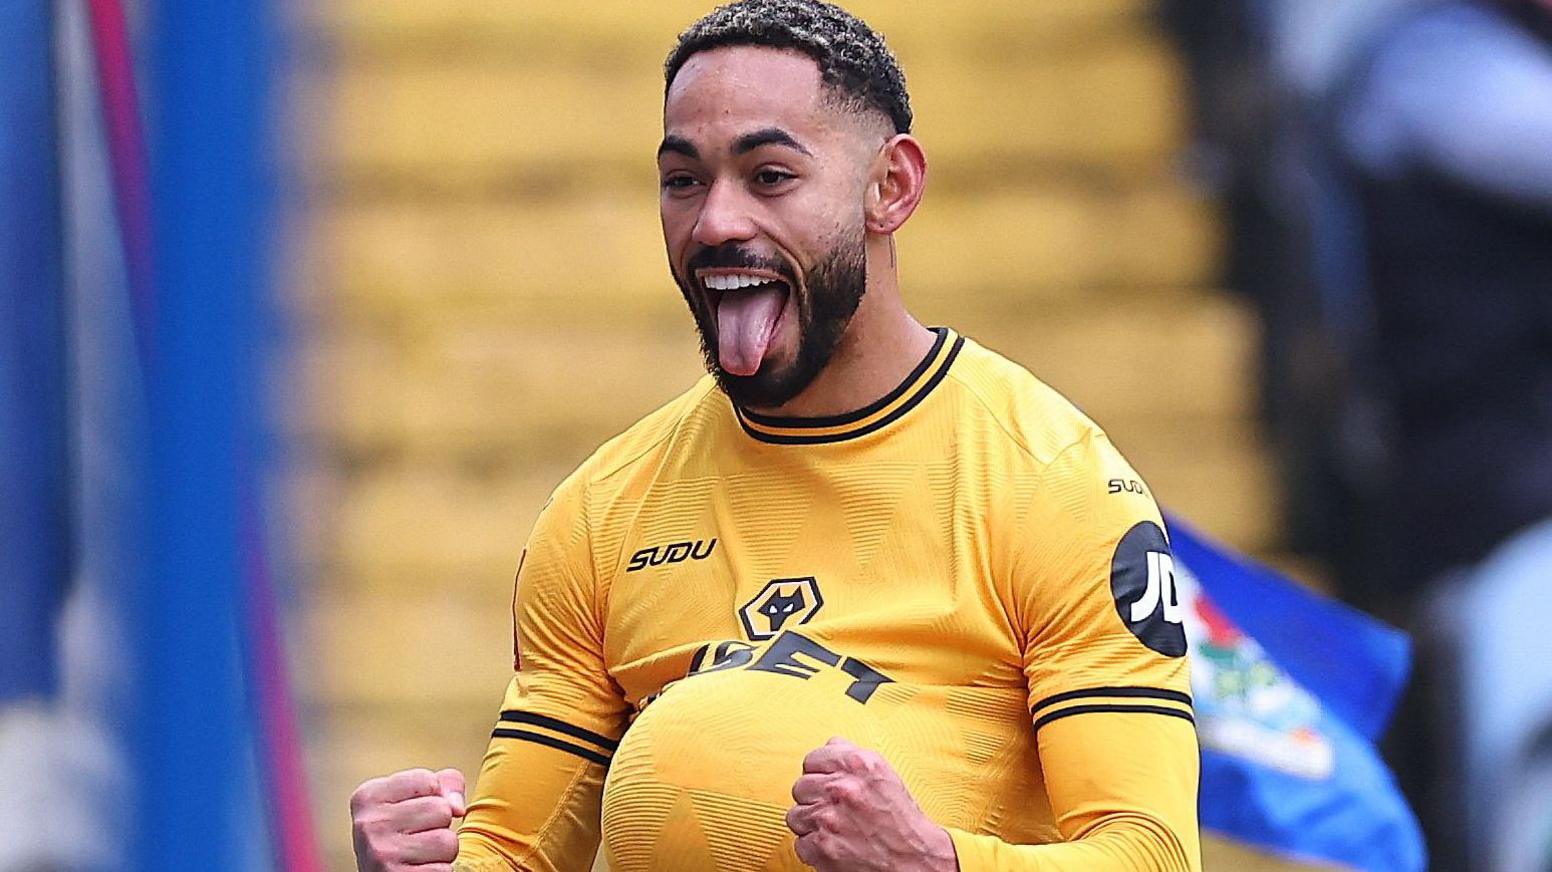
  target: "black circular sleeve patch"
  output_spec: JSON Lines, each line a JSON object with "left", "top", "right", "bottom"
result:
{"left": 1109, "top": 521, "right": 1187, "bottom": 657}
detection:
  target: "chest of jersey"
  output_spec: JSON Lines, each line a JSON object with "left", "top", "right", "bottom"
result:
{"left": 592, "top": 432, "right": 1062, "bottom": 851}
{"left": 600, "top": 444, "right": 1025, "bottom": 707}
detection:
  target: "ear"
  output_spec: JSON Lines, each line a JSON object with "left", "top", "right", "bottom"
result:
{"left": 864, "top": 134, "right": 928, "bottom": 235}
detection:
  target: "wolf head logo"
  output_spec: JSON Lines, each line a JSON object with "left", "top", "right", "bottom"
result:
{"left": 757, "top": 587, "right": 807, "bottom": 633}
{"left": 739, "top": 576, "right": 825, "bottom": 641}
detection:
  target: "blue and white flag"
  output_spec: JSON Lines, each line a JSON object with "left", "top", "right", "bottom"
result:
{"left": 1167, "top": 515, "right": 1427, "bottom": 872}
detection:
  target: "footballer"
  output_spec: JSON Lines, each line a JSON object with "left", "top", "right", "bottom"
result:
{"left": 350, "top": 1, "right": 1201, "bottom": 870}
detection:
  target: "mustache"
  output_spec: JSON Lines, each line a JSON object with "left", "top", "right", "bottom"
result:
{"left": 685, "top": 245, "right": 797, "bottom": 285}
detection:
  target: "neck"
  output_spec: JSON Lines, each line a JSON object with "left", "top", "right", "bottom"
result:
{"left": 744, "top": 245, "right": 937, "bottom": 418}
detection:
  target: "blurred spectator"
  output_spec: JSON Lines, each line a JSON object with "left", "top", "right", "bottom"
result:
{"left": 1157, "top": 0, "right": 1413, "bottom": 605}
{"left": 1435, "top": 519, "right": 1552, "bottom": 871}
{"left": 1334, "top": 0, "right": 1552, "bottom": 598}
{"left": 1166, "top": 0, "right": 1552, "bottom": 868}
{"left": 1336, "top": 8, "right": 1552, "bottom": 868}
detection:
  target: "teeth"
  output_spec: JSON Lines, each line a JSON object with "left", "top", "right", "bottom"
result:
{"left": 703, "top": 273, "right": 777, "bottom": 291}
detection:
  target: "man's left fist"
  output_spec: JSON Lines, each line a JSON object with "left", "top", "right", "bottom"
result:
{"left": 785, "top": 737, "right": 958, "bottom": 872}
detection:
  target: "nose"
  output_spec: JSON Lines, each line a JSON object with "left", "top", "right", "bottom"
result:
{"left": 691, "top": 178, "right": 758, "bottom": 248}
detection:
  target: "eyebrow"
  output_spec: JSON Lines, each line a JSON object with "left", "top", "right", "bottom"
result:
{"left": 657, "top": 135, "right": 699, "bottom": 161}
{"left": 733, "top": 127, "right": 812, "bottom": 157}
{"left": 656, "top": 128, "right": 814, "bottom": 162}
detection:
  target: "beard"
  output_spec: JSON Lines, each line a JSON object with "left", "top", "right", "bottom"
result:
{"left": 674, "top": 229, "right": 868, "bottom": 410}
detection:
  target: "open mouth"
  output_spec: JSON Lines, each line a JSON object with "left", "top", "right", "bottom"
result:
{"left": 695, "top": 268, "right": 793, "bottom": 377}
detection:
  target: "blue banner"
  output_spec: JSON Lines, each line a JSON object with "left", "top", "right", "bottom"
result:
{"left": 1167, "top": 515, "right": 1427, "bottom": 872}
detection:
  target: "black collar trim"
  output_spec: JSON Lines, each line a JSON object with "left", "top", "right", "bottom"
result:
{"left": 735, "top": 328, "right": 963, "bottom": 445}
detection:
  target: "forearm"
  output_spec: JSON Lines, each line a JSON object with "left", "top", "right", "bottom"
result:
{"left": 1003, "top": 701, "right": 1202, "bottom": 872}
{"left": 453, "top": 838, "right": 522, "bottom": 871}
{"left": 453, "top": 670, "right": 623, "bottom": 871}
{"left": 947, "top": 812, "right": 1196, "bottom": 872}
{"left": 454, "top": 720, "right": 612, "bottom": 872}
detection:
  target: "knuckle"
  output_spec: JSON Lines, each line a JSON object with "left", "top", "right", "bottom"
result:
{"left": 826, "top": 779, "right": 859, "bottom": 805}
{"left": 381, "top": 835, "right": 411, "bottom": 865}
{"left": 405, "top": 794, "right": 452, "bottom": 821}
{"left": 349, "top": 778, "right": 383, "bottom": 813}
{"left": 359, "top": 816, "right": 396, "bottom": 843}
{"left": 796, "top": 831, "right": 839, "bottom": 865}
{"left": 428, "top": 827, "right": 459, "bottom": 858}
{"left": 352, "top": 825, "right": 389, "bottom": 861}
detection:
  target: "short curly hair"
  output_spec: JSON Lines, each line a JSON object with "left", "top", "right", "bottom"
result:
{"left": 664, "top": 0, "right": 912, "bottom": 134}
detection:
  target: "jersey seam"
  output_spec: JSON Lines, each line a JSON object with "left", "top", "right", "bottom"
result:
{"left": 582, "top": 380, "right": 717, "bottom": 688}
{"left": 580, "top": 379, "right": 714, "bottom": 587}
{"left": 509, "top": 761, "right": 599, "bottom": 871}
{"left": 454, "top": 831, "right": 520, "bottom": 871}
{"left": 580, "top": 485, "right": 632, "bottom": 707}
{"left": 943, "top": 367, "right": 1094, "bottom": 472}
{"left": 962, "top": 410, "right": 1095, "bottom": 645}
{"left": 940, "top": 366, "right": 1098, "bottom": 647}
{"left": 584, "top": 378, "right": 718, "bottom": 488}
{"left": 582, "top": 477, "right": 606, "bottom": 642}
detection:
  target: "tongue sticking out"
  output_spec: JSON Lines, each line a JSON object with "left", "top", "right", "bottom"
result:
{"left": 716, "top": 284, "right": 787, "bottom": 376}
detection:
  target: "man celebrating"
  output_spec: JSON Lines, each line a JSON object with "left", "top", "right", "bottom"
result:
{"left": 350, "top": 2, "right": 1201, "bottom": 870}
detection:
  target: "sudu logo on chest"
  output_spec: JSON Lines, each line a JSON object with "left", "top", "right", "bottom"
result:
{"left": 626, "top": 538, "right": 717, "bottom": 573}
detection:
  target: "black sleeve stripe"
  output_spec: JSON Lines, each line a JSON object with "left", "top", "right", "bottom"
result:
{"left": 1033, "top": 703, "right": 1196, "bottom": 732}
{"left": 491, "top": 728, "right": 612, "bottom": 766}
{"left": 1030, "top": 686, "right": 1193, "bottom": 716}
{"left": 498, "top": 711, "right": 619, "bottom": 751}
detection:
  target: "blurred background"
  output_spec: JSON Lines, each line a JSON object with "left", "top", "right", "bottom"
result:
{"left": 2, "top": 0, "right": 1548, "bottom": 870}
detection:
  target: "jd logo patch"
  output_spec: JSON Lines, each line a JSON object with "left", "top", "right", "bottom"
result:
{"left": 1110, "top": 521, "right": 1187, "bottom": 657}
{"left": 739, "top": 576, "right": 824, "bottom": 641}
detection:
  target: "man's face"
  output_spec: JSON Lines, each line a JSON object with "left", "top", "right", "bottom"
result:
{"left": 659, "top": 46, "right": 878, "bottom": 409}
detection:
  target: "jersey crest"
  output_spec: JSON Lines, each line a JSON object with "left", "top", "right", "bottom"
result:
{"left": 739, "top": 576, "right": 824, "bottom": 641}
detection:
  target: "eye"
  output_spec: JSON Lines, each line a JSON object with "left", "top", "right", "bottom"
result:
{"left": 754, "top": 168, "right": 796, "bottom": 188}
{"left": 661, "top": 173, "right": 701, "bottom": 193}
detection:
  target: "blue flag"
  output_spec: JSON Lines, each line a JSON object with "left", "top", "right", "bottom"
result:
{"left": 1165, "top": 515, "right": 1427, "bottom": 872}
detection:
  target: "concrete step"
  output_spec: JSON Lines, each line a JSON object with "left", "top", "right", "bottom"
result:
{"left": 307, "top": 706, "right": 498, "bottom": 872}
{"left": 315, "top": 462, "right": 570, "bottom": 595}
{"left": 310, "top": 0, "right": 1151, "bottom": 65}
{"left": 296, "top": 294, "right": 1253, "bottom": 464}
{"left": 320, "top": 29, "right": 1183, "bottom": 184}
{"left": 949, "top": 294, "right": 1256, "bottom": 435}
{"left": 301, "top": 591, "right": 515, "bottom": 710}
{"left": 307, "top": 181, "right": 1217, "bottom": 325}
{"left": 1108, "top": 419, "right": 1279, "bottom": 552}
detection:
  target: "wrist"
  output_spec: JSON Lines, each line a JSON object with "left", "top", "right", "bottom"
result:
{"left": 925, "top": 824, "right": 959, "bottom": 871}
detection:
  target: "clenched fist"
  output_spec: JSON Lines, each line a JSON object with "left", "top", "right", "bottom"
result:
{"left": 786, "top": 738, "right": 957, "bottom": 872}
{"left": 351, "top": 768, "right": 467, "bottom": 871}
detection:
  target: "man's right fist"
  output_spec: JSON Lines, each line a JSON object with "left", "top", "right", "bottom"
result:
{"left": 351, "top": 767, "right": 467, "bottom": 871}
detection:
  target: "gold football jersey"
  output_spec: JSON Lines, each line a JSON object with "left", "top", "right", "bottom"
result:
{"left": 456, "top": 328, "right": 1201, "bottom": 871}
